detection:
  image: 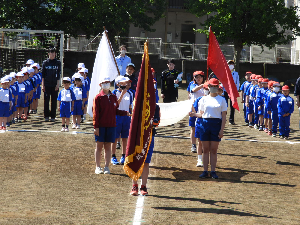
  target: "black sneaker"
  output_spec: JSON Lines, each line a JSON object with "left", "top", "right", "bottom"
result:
{"left": 199, "top": 171, "right": 209, "bottom": 178}
{"left": 45, "top": 117, "right": 49, "bottom": 122}
{"left": 210, "top": 171, "right": 219, "bottom": 179}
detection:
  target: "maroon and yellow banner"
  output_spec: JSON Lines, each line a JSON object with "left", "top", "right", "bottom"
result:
{"left": 123, "top": 42, "right": 156, "bottom": 181}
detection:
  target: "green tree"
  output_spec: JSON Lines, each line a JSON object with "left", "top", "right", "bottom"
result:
{"left": 186, "top": 0, "right": 300, "bottom": 71}
{"left": 1, "top": 0, "right": 166, "bottom": 51}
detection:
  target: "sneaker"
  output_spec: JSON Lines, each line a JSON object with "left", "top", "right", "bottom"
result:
{"left": 229, "top": 121, "right": 235, "bottom": 125}
{"left": 259, "top": 126, "right": 263, "bottom": 131}
{"left": 249, "top": 123, "right": 254, "bottom": 128}
{"left": 199, "top": 171, "right": 209, "bottom": 178}
{"left": 210, "top": 171, "right": 219, "bottom": 179}
{"left": 284, "top": 137, "right": 289, "bottom": 140}
{"left": 130, "top": 185, "right": 139, "bottom": 196}
{"left": 140, "top": 185, "right": 148, "bottom": 196}
{"left": 22, "top": 115, "right": 28, "bottom": 121}
{"left": 191, "top": 145, "right": 197, "bottom": 153}
{"left": 103, "top": 167, "right": 110, "bottom": 174}
{"left": 45, "top": 117, "right": 49, "bottom": 122}
{"left": 95, "top": 167, "right": 103, "bottom": 174}
{"left": 83, "top": 114, "right": 86, "bottom": 120}
{"left": 279, "top": 135, "right": 284, "bottom": 139}
{"left": 119, "top": 156, "right": 125, "bottom": 165}
{"left": 254, "top": 124, "right": 259, "bottom": 129}
{"left": 268, "top": 131, "right": 272, "bottom": 136}
{"left": 244, "top": 122, "right": 249, "bottom": 126}
{"left": 18, "top": 117, "right": 22, "bottom": 122}
{"left": 6, "top": 122, "right": 10, "bottom": 127}
{"left": 116, "top": 142, "right": 121, "bottom": 149}
{"left": 111, "top": 157, "right": 120, "bottom": 165}
{"left": 12, "top": 119, "right": 15, "bottom": 124}
{"left": 264, "top": 128, "right": 268, "bottom": 133}
{"left": 72, "top": 124, "right": 77, "bottom": 129}
{"left": 272, "top": 133, "right": 276, "bottom": 137}
{"left": 2, "top": 126, "right": 6, "bottom": 131}
{"left": 76, "top": 124, "right": 80, "bottom": 129}
{"left": 61, "top": 127, "right": 65, "bottom": 132}
{"left": 50, "top": 118, "right": 55, "bottom": 122}
{"left": 196, "top": 159, "right": 203, "bottom": 167}
{"left": 0, "top": 126, "right": 2, "bottom": 130}
{"left": 65, "top": 127, "right": 69, "bottom": 132}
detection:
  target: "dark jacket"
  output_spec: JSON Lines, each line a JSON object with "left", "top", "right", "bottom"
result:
{"left": 294, "top": 77, "right": 300, "bottom": 96}
{"left": 42, "top": 58, "right": 61, "bottom": 87}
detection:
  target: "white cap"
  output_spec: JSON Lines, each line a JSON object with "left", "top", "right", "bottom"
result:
{"left": 63, "top": 77, "right": 71, "bottom": 82}
{"left": 1, "top": 77, "right": 10, "bottom": 83}
{"left": 28, "top": 67, "right": 35, "bottom": 74}
{"left": 4, "top": 75, "right": 12, "bottom": 81}
{"left": 32, "top": 63, "right": 40, "bottom": 70}
{"left": 16, "top": 72, "right": 24, "bottom": 77}
{"left": 9, "top": 72, "right": 16, "bottom": 78}
{"left": 73, "top": 73, "right": 84, "bottom": 82}
{"left": 115, "top": 76, "right": 130, "bottom": 84}
{"left": 21, "top": 67, "right": 29, "bottom": 74}
{"left": 26, "top": 59, "right": 34, "bottom": 65}
{"left": 100, "top": 77, "right": 110, "bottom": 84}
{"left": 79, "top": 68, "right": 88, "bottom": 73}
{"left": 78, "top": 63, "right": 85, "bottom": 69}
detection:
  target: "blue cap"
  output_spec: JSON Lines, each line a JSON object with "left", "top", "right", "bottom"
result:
{"left": 126, "top": 63, "right": 135, "bottom": 69}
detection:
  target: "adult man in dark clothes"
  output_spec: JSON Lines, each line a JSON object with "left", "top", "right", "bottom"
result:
{"left": 160, "top": 59, "right": 180, "bottom": 103}
{"left": 295, "top": 76, "right": 300, "bottom": 108}
{"left": 42, "top": 48, "right": 61, "bottom": 122}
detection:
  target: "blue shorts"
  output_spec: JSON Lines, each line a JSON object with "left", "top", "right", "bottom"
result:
{"left": 72, "top": 100, "right": 83, "bottom": 115}
{"left": 60, "top": 101, "right": 72, "bottom": 118}
{"left": 37, "top": 87, "right": 41, "bottom": 99}
{"left": 33, "top": 91, "right": 37, "bottom": 100}
{"left": 246, "top": 100, "right": 254, "bottom": 114}
{"left": 189, "top": 116, "right": 196, "bottom": 127}
{"left": 16, "top": 92, "right": 26, "bottom": 108}
{"left": 95, "top": 127, "right": 116, "bottom": 143}
{"left": 115, "top": 115, "right": 131, "bottom": 139}
{"left": 195, "top": 118, "right": 203, "bottom": 139}
{"left": 199, "top": 118, "right": 222, "bottom": 142}
{"left": 145, "top": 135, "right": 155, "bottom": 163}
{"left": 0, "top": 102, "right": 10, "bottom": 117}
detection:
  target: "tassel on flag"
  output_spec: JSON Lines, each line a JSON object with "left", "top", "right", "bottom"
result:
{"left": 207, "top": 27, "right": 240, "bottom": 111}
{"left": 123, "top": 41, "right": 156, "bottom": 181}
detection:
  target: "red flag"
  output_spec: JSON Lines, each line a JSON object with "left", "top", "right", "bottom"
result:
{"left": 123, "top": 42, "right": 156, "bottom": 181}
{"left": 207, "top": 27, "right": 240, "bottom": 111}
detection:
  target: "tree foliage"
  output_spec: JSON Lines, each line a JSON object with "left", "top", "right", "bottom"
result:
{"left": 0, "top": 0, "right": 166, "bottom": 41}
{"left": 185, "top": 0, "right": 300, "bottom": 69}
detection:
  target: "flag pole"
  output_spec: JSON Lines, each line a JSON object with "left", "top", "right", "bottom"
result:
{"left": 206, "top": 26, "right": 211, "bottom": 81}
{"left": 103, "top": 26, "right": 120, "bottom": 76}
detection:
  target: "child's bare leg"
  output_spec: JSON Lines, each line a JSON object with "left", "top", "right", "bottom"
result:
{"left": 122, "top": 138, "right": 128, "bottom": 155}
{"left": 95, "top": 141, "right": 104, "bottom": 167}
{"left": 104, "top": 142, "right": 111, "bottom": 167}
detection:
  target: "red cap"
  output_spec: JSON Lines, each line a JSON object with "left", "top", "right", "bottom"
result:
{"left": 282, "top": 85, "right": 289, "bottom": 90}
{"left": 268, "top": 81, "right": 274, "bottom": 87}
{"left": 262, "top": 78, "right": 269, "bottom": 83}
{"left": 203, "top": 82, "right": 209, "bottom": 89}
{"left": 245, "top": 71, "right": 252, "bottom": 74}
{"left": 250, "top": 74, "right": 257, "bottom": 80}
{"left": 193, "top": 71, "right": 205, "bottom": 77}
{"left": 273, "top": 82, "right": 280, "bottom": 87}
{"left": 219, "top": 85, "right": 223, "bottom": 89}
{"left": 256, "top": 75, "right": 263, "bottom": 79}
{"left": 151, "top": 68, "right": 155, "bottom": 73}
{"left": 258, "top": 78, "right": 263, "bottom": 82}
{"left": 208, "top": 78, "right": 219, "bottom": 86}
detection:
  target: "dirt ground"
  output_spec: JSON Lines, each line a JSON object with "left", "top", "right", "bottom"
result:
{"left": 0, "top": 86, "right": 300, "bottom": 224}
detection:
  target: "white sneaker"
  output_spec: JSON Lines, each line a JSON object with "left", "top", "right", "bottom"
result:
{"left": 72, "top": 124, "right": 77, "bottom": 129}
{"left": 191, "top": 146, "right": 197, "bottom": 153}
{"left": 65, "top": 127, "right": 69, "bottom": 132}
{"left": 83, "top": 114, "right": 86, "bottom": 120}
{"left": 76, "top": 124, "right": 80, "bottom": 129}
{"left": 61, "top": 127, "right": 65, "bottom": 132}
{"left": 95, "top": 167, "right": 103, "bottom": 174}
{"left": 196, "top": 159, "right": 203, "bottom": 167}
{"left": 254, "top": 124, "right": 259, "bottom": 129}
{"left": 103, "top": 167, "right": 110, "bottom": 174}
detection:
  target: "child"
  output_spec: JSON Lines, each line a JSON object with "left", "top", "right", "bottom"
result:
{"left": 93, "top": 77, "right": 129, "bottom": 175}
{"left": 188, "top": 71, "right": 205, "bottom": 153}
{"left": 0, "top": 77, "right": 12, "bottom": 130}
{"left": 266, "top": 82, "right": 282, "bottom": 137}
{"left": 253, "top": 75, "right": 263, "bottom": 129}
{"left": 192, "top": 82, "right": 209, "bottom": 167}
{"left": 255, "top": 78, "right": 264, "bottom": 130}
{"left": 31, "top": 63, "right": 42, "bottom": 114}
{"left": 265, "top": 81, "right": 274, "bottom": 135}
{"left": 72, "top": 74, "right": 87, "bottom": 129}
{"left": 15, "top": 72, "right": 26, "bottom": 122}
{"left": 240, "top": 72, "right": 252, "bottom": 125}
{"left": 131, "top": 104, "right": 160, "bottom": 196}
{"left": 278, "top": 85, "right": 294, "bottom": 139}
{"left": 78, "top": 67, "right": 90, "bottom": 121}
{"left": 57, "top": 77, "right": 75, "bottom": 132}
{"left": 245, "top": 74, "right": 257, "bottom": 127}
{"left": 257, "top": 78, "right": 269, "bottom": 131}
{"left": 111, "top": 76, "right": 133, "bottom": 165}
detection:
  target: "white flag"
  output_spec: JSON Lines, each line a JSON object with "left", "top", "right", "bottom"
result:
{"left": 87, "top": 31, "right": 119, "bottom": 117}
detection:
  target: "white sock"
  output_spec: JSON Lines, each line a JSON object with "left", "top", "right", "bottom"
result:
{"left": 198, "top": 155, "right": 202, "bottom": 160}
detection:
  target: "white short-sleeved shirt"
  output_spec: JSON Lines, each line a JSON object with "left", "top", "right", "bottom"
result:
{"left": 199, "top": 95, "right": 228, "bottom": 119}
{"left": 190, "top": 89, "right": 205, "bottom": 102}
{"left": 0, "top": 89, "right": 10, "bottom": 102}
{"left": 18, "top": 83, "right": 26, "bottom": 93}
{"left": 60, "top": 89, "right": 73, "bottom": 102}
{"left": 114, "top": 90, "right": 132, "bottom": 111}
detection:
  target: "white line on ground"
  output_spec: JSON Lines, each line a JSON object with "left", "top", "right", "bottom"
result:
{"left": 132, "top": 195, "right": 145, "bottom": 225}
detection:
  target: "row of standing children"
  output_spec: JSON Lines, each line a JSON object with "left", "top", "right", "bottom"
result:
{"left": 241, "top": 72, "right": 294, "bottom": 139}
{"left": 0, "top": 59, "right": 42, "bottom": 130}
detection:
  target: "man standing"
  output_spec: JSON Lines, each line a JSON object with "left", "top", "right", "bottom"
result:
{"left": 42, "top": 47, "right": 61, "bottom": 122}
{"left": 161, "top": 59, "right": 180, "bottom": 103}
{"left": 116, "top": 45, "right": 131, "bottom": 76}
{"left": 224, "top": 60, "right": 240, "bottom": 125}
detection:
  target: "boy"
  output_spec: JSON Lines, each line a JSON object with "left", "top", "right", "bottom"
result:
{"left": 245, "top": 74, "right": 257, "bottom": 127}
{"left": 0, "top": 77, "right": 12, "bottom": 130}
{"left": 124, "top": 63, "right": 138, "bottom": 92}
{"left": 257, "top": 78, "right": 269, "bottom": 131}
{"left": 266, "top": 82, "right": 282, "bottom": 137}
{"left": 78, "top": 67, "right": 90, "bottom": 122}
{"left": 72, "top": 74, "right": 87, "bottom": 129}
{"left": 93, "top": 77, "right": 129, "bottom": 175}
{"left": 253, "top": 75, "right": 263, "bottom": 129}
{"left": 111, "top": 76, "right": 133, "bottom": 165}
{"left": 15, "top": 72, "right": 26, "bottom": 122}
{"left": 240, "top": 72, "right": 252, "bottom": 125}
{"left": 131, "top": 103, "right": 160, "bottom": 196}
{"left": 278, "top": 85, "right": 294, "bottom": 139}
{"left": 57, "top": 77, "right": 75, "bottom": 132}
